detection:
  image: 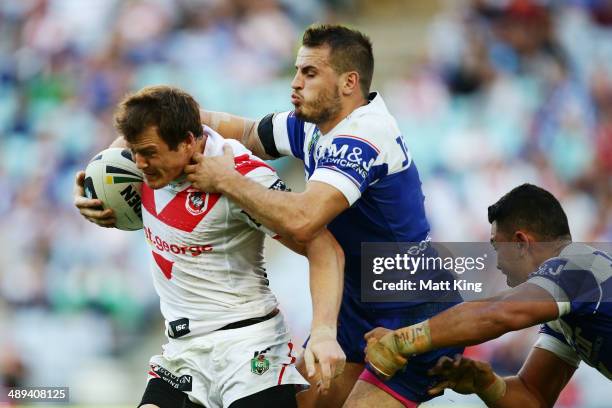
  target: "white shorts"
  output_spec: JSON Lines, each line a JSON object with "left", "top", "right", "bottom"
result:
{"left": 146, "top": 312, "right": 308, "bottom": 408}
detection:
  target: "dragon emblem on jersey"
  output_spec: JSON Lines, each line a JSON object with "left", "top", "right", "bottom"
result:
{"left": 186, "top": 191, "right": 209, "bottom": 215}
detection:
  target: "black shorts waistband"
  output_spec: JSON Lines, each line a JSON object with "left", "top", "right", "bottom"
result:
{"left": 217, "top": 308, "right": 279, "bottom": 331}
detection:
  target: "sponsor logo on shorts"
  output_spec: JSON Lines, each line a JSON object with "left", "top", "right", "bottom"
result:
{"left": 149, "top": 364, "right": 193, "bottom": 392}
{"left": 251, "top": 348, "right": 271, "bottom": 375}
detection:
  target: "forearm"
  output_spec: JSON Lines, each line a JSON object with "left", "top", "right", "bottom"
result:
{"left": 386, "top": 302, "right": 516, "bottom": 358}
{"left": 200, "top": 109, "right": 253, "bottom": 141}
{"left": 201, "top": 108, "right": 262, "bottom": 148}
{"left": 394, "top": 294, "right": 556, "bottom": 357}
{"left": 200, "top": 110, "right": 275, "bottom": 160}
{"left": 219, "top": 172, "right": 314, "bottom": 243}
{"left": 485, "top": 376, "right": 543, "bottom": 408}
{"left": 428, "top": 301, "right": 518, "bottom": 349}
{"left": 306, "top": 229, "right": 344, "bottom": 332}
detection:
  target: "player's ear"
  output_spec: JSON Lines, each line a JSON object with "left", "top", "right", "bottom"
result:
{"left": 182, "top": 132, "right": 196, "bottom": 151}
{"left": 341, "top": 71, "right": 360, "bottom": 96}
{"left": 514, "top": 230, "right": 532, "bottom": 252}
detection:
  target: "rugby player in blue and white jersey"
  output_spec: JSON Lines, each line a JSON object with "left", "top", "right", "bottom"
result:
{"left": 366, "top": 184, "right": 612, "bottom": 407}
{"left": 184, "top": 24, "right": 463, "bottom": 407}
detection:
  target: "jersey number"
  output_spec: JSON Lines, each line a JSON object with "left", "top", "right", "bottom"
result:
{"left": 593, "top": 250, "right": 612, "bottom": 267}
{"left": 395, "top": 136, "right": 410, "bottom": 168}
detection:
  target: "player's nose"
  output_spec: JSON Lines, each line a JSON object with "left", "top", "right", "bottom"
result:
{"left": 133, "top": 153, "right": 148, "bottom": 170}
{"left": 291, "top": 72, "right": 303, "bottom": 90}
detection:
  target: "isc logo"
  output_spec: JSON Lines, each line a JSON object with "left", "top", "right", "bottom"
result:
{"left": 168, "top": 318, "right": 190, "bottom": 339}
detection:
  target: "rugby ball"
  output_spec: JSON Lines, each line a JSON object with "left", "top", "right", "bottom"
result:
{"left": 84, "top": 148, "right": 144, "bottom": 231}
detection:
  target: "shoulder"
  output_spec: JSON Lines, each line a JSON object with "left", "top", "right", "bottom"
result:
{"left": 531, "top": 257, "right": 571, "bottom": 278}
{"left": 531, "top": 244, "right": 603, "bottom": 280}
{"left": 528, "top": 245, "right": 607, "bottom": 314}
{"left": 224, "top": 138, "right": 251, "bottom": 155}
{"left": 234, "top": 153, "right": 275, "bottom": 177}
{"left": 210, "top": 135, "right": 275, "bottom": 177}
{"left": 343, "top": 110, "right": 397, "bottom": 140}
{"left": 331, "top": 110, "right": 409, "bottom": 174}
{"left": 345, "top": 93, "right": 400, "bottom": 138}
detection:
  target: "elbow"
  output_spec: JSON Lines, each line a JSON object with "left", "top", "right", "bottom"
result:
{"left": 287, "top": 222, "right": 319, "bottom": 245}
{"left": 283, "top": 207, "right": 318, "bottom": 244}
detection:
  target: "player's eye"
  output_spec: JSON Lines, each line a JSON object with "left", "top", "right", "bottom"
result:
{"left": 134, "top": 149, "right": 155, "bottom": 159}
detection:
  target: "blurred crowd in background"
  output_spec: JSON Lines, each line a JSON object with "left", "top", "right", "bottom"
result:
{"left": 0, "top": 0, "right": 610, "bottom": 406}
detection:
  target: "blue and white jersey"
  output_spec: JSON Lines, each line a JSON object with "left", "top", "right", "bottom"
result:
{"left": 258, "top": 92, "right": 436, "bottom": 302}
{"left": 529, "top": 243, "right": 612, "bottom": 379}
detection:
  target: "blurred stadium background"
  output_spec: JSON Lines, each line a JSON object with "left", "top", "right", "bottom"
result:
{"left": 1, "top": 0, "right": 611, "bottom": 406}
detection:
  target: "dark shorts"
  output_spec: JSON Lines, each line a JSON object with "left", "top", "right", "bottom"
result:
{"left": 337, "top": 294, "right": 464, "bottom": 403}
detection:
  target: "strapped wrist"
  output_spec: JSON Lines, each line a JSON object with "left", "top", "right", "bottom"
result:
{"left": 477, "top": 373, "right": 507, "bottom": 405}
{"left": 393, "top": 320, "right": 432, "bottom": 356}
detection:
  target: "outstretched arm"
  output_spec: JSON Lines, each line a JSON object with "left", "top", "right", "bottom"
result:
{"left": 428, "top": 347, "right": 576, "bottom": 407}
{"left": 365, "top": 282, "right": 559, "bottom": 379}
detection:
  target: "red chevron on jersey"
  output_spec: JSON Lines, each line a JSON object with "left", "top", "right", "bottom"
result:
{"left": 234, "top": 154, "right": 274, "bottom": 175}
{"left": 141, "top": 184, "right": 221, "bottom": 233}
{"left": 152, "top": 251, "right": 174, "bottom": 279}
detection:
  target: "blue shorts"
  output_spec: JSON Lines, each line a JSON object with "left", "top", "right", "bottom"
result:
{"left": 337, "top": 294, "right": 464, "bottom": 404}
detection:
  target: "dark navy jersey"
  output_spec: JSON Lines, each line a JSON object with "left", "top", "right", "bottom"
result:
{"left": 530, "top": 243, "right": 612, "bottom": 379}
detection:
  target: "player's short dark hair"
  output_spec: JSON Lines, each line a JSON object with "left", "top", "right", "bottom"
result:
{"left": 114, "top": 85, "right": 203, "bottom": 150}
{"left": 488, "top": 183, "right": 571, "bottom": 240}
{"left": 302, "top": 24, "right": 374, "bottom": 98}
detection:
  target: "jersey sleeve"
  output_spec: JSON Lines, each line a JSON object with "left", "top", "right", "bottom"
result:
{"left": 534, "top": 323, "right": 581, "bottom": 368}
{"left": 309, "top": 133, "right": 388, "bottom": 206}
{"left": 258, "top": 111, "right": 305, "bottom": 160}
{"left": 230, "top": 158, "right": 289, "bottom": 238}
{"left": 528, "top": 257, "right": 602, "bottom": 316}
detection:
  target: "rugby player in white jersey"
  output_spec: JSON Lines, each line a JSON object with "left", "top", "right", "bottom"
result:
{"left": 73, "top": 86, "right": 345, "bottom": 408}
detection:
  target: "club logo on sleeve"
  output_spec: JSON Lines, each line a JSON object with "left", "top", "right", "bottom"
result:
{"left": 533, "top": 258, "right": 568, "bottom": 277}
{"left": 185, "top": 191, "right": 209, "bottom": 215}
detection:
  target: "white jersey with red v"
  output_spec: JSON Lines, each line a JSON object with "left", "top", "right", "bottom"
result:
{"left": 141, "top": 127, "right": 285, "bottom": 338}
